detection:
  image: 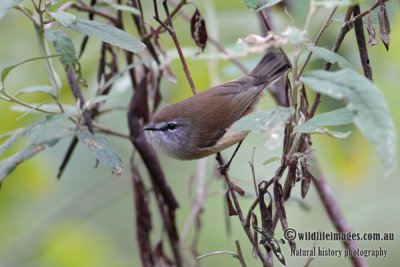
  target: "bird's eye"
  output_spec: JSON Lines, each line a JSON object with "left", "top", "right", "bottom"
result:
{"left": 167, "top": 123, "right": 177, "bottom": 131}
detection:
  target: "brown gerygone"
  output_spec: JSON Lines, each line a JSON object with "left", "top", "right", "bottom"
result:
{"left": 143, "top": 51, "right": 289, "bottom": 162}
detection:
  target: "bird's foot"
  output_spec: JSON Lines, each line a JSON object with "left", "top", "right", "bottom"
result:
{"left": 218, "top": 164, "right": 230, "bottom": 175}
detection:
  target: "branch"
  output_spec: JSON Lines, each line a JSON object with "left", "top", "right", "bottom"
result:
{"left": 70, "top": 2, "right": 119, "bottom": 25}
{"left": 312, "top": 167, "right": 368, "bottom": 267}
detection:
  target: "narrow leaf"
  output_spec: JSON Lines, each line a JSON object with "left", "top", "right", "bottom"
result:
{"left": 306, "top": 44, "right": 353, "bottom": 69}
{"left": 282, "top": 27, "right": 306, "bottom": 45}
{"left": 263, "top": 156, "right": 281, "bottom": 165}
{"left": 0, "top": 124, "right": 38, "bottom": 156}
{"left": 132, "top": 165, "right": 154, "bottom": 267}
{"left": 76, "top": 126, "right": 123, "bottom": 175}
{"left": 50, "top": 12, "right": 146, "bottom": 53}
{"left": 367, "top": 13, "right": 377, "bottom": 47}
{"left": 378, "top": 4, "right": 390, "bottom": 51}
{"left": 45, "top": 29, "right": 78, "bottom": 66}
{"left": 109, "top": 3, "right": 140, "bottom": 15}
{"left": 0, "top": 137, "right": 62, "bottom": 182}
{"left": 16, "top": 85, "right": 57, "bottom": 99}
{"left": 0, "top": 0, "right": 23, "bottom": 20}
{"left": 190, "top": 9, "right": 208, "bottom": 54}
{"left": 313, "top": 0, "right": 353, "bottom": 8}
{"left": 243, "top": 0, "right": 263, "bottom": 9}
{"left": 225, "top": 191, "right": 238, "bottom": 216}
{"left": 231, "top": 182, "right": 245, "bottom": 196}
{"left": 293, "top": 108, "right": 355, "bottom": 138}
{"left": 49, "top": 11, "right": 77, "bottom": 27}
{"left": 1, "top": 55, "right": 60, "bottom": 84}
{"left": 301, "top": 69, "right": 397, "bottom": 173}
{"left": 300, "top": 159, "right": 312, "bottom": 198}
{"left": 228, "top": 106, "right": 293, "bottom": 134}
{"left": 306, "top": 128, "right": 351, "bottom": 139}
{"left": 83, "top": 95, "right": 114, "bottom": 110}
{"left": 11, "top": 103, "right": 77, "bottom": 115}
{"left": 256, "top": 0, "right": 282, "bottom": 12}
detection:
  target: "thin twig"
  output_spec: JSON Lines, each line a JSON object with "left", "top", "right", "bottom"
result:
{"left": 346, "top": 0, "right": 389, "bottom": 27}
{"left": 197, "top": 250, "right": 238, "bottom": 260}
{"left": 298, "top": 6, "right": 338, "bottom": 77}
{"left": 216, "top": 153, "right": 271, "bottom": 267}
{"left": 308, "top": 6, "right": 354, "bottom": 118}
{"left": 92, "top": 122, "right": 130, "bottom": 139}
{"left": 143, "top": 0, "right": 187, "bottom": 41}
{"left": 249, "top": 147, "right": 259, "bottom": 198}
{"left": 70, "top": 2, "right": 118, "bottom": 25}
{"left": 167, "top": 0, "right": 248, "bottom": 74}
{"left": 153, "top": 1, "right": 197, "bottom": 94}
{"left": 235, "top": 240, "right": 248, "bottom": 267}
{"left": 181, "top": 158, "right": 207, "bottom": 243}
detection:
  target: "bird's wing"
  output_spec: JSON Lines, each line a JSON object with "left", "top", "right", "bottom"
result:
{"left": 195, "top": 77, "right": 264, "bottom": 148}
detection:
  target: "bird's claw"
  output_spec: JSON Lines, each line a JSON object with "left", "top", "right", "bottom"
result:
{"left": 218, "top": 164, "right": 230, "bottom": 175}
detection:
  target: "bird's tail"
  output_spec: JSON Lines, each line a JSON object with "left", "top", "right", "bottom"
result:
{"left": 249, "top": 50, "right": 290, "bottom": 86}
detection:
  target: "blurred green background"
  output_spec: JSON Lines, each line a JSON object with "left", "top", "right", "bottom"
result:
{"left": 0, "top": 0, "right": 399, "bottom": 266}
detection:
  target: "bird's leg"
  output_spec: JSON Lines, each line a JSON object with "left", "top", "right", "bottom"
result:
{"left": 218, "top": 140, "right": 244, "bottom": 175}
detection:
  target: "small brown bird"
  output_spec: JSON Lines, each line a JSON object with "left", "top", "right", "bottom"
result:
{"left": 143, "top": 51, "right": 289, "bottom": 162}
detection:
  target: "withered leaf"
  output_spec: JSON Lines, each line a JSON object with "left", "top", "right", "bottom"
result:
{"left": 154, "top": 241, "right": 174, "bottom": 267}
{"left": 252, "top": 212, "right": 259, "bottom": 258}
{"left": 284, "top": 157, "right": 298, "bottom": 200}
{"left": 225, "top": 191, "right": 238, "bottom": 216}
{"left": 191, "top": 9, "right": 208, "bottom": 54}
{"left": 367, "top": 13, "right": 377, "bottom": 47}
{"left": 378, "top": 4, "right": 390, "bottom": 50}
{"left": 258, "top": 186, "right": 273, "bottom": 232}
{"left": 273, "top": 181, "right": 287, "bottom": 229}
{"left": 132, "top": 165, "right": 154, "bottom": 267}
{"left": 300, "top": 159, "right": 312, "bottom": 199}
{"left": 231, "top": 182, "right": 246, "bottom": 196}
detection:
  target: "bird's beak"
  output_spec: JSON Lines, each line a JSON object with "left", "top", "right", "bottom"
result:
{"left": 143, "top": 123, "right": 158, "bottom": 131}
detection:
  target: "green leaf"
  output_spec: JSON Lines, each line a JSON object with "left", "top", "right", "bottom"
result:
{"left": 243, "top": 0, "right": 269, "bottom": 9}
{"left": 293, "top": 108, "right": 355, "bottom": 138}
{"left": 263, "top": 156, "right": 281, "bottom": 165}
{"left": 16, "top": 85, "right": 57, "bottom": 99}
{"left": 45, "top": 29, "right": 78, "bottom": 66}
{"left": 282, "top": 27, "right": 306, "bottom": 45}
{"left": 50, "top": 11, "right": 146, "bottom": 53}
{"left": 49, "top": 11, "right": 77, "bottom": 27}
{"left": 83, "top": 95, "right": 114, "bottom": 110}
{"left": 256, "top": 0, "right": 283, "bottom": 12}
{"left": 303, "top": 156, "right": 321, "bottom": 180}
{"left": 76, "top": 126, "right": 123, "bottom": 175}
{"left": 104, "top": 0, "right": 141, "bottom": 15}
{"left": 303, "top": 128, "right": 351, "bottom": 139}
{"left": 313, "top": 0, "right": 355, "bottom": 8}
{"left": 0, "top": 114, "right": 72, "bottom": 157}
{"left": 1, "top": 55, "right": 60, "bottom": 84}
{"left": 0, "top": 0, "right": 23, "bottom": 20}
{"left": 228, "top": 106, "right": 293, "bottom": 134}
{"left": 29, "top": 114, "right": 73, "bottom": 145}
{"left": 306, "top": 44, "right": 353, "bottom": 69}
{"left": 0, "top": 124, "right": 38, "bottom": 156}
{"left": 0, "top": 137, "right": 62, "bottom": 182}
{"left": 301, "top": 69, "right": 397, "bottom": 173}
{"left": 10, "top": 103, "right": 77, "bottom": 115}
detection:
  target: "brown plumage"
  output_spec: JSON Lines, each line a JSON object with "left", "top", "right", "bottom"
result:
{"left": 144, "top": 51, "right": 289, "bottom": 160}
